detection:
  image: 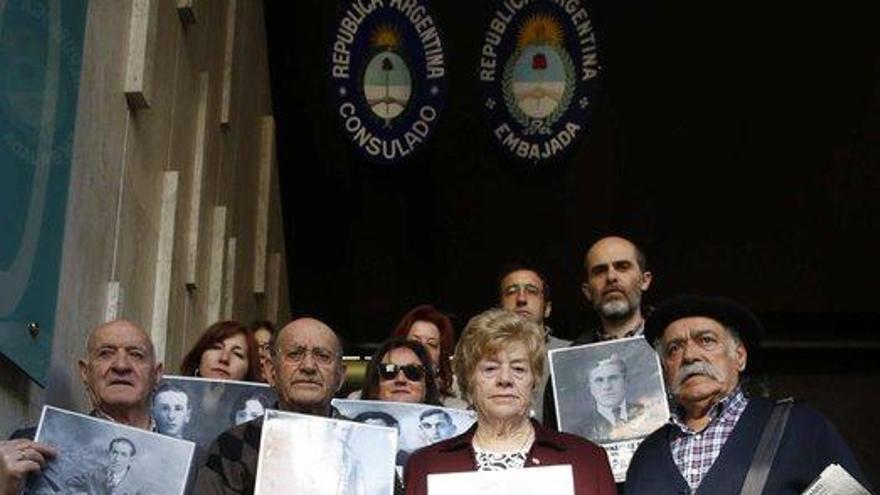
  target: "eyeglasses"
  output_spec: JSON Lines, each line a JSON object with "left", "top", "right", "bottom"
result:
{"left": 378, "top": 363, "right": 426, "bottom": 382}
{"left": 503, "top": 283, "right": 543, "bottom": 297}
{"left": 284, "top": 346, "right": 339, "bottom": 366}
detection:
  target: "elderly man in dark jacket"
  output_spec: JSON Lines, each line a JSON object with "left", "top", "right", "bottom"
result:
{"left": 626, "top": 295, "right": 871, "bottom": 495}
{"left": 194, "top": 317, "right": 349, "bottom": 495}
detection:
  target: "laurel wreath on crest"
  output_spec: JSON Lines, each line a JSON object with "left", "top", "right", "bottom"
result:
{"left": 501, "top": 46, "right": 577, "bottom": 131}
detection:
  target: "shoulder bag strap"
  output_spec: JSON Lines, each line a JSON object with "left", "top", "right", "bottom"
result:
{"left": 739, "top": 397, "right": 794, "bottom": 495}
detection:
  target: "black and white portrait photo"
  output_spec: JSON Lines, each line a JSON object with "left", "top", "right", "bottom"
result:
{"left": 549, "top": 337, "right": 669, "bottom": 481}
{"left": 155, "top": 375, "right": 277, "bottom": 448}
{"left": 427, "top": 465, "right": 575, "bottom": 495}
{"left": 332, "top": 399, "right": 476, "bottom": 455}
{"left": 254, "top": 409, "right": 397, "bottom": 495}
{"left": 27, "top": 406, "right": 194, "bottom": 495}
{"left": 550, "top": 337, "right": 668, "bottom": 442}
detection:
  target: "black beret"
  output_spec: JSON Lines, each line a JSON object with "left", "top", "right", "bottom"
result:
{"left": 644, "top": 294, "right": 763, "bottom": 354}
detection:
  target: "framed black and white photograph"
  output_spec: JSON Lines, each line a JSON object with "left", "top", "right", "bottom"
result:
{"left": 549, "top": 337, "right": 669, "bottom": 481}
{"left": 254, "top": 409, "right": 397, "bottom": 495}
{"left": 27, "top": 406, "right": 195, "bottom": 495}
{"left": 155, "top": 375, "right": 277, "bottom": 449}
{"left": 427, "top": 465, "right": 575, "bottom": 495}
{"left": 332, "top": 399, "right": 477, "bottom": 466}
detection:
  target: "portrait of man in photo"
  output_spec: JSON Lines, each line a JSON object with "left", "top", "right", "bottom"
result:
{"left": 29, "top": 406, "right": 195, "bottom": 495}
{"left": 64, "top": 437, "right": 142, "bottom": 494}
{"left": 574, "top": 354, "right": 645, "bottom": 442}
{"left": 152, "top": 384, "right": 193, "bottom": 439}
{"left": 331, "top": 399, "right": 476, "bottom": 465}
{"left": 418, "top": 408, "right": 456, "bottom": 446}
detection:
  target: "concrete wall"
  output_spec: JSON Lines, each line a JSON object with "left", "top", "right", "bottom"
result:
{"left": 1, "top": 0, "right": 289, "bottom": 435}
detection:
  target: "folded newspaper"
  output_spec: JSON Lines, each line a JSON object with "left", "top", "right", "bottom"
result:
{"left": 801, "top": 463, "right": 871, "bottom": 495}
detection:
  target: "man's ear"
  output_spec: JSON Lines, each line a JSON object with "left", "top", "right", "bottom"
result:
{"left": 79, "top": 358, "right": 98, "bottom": 405}
{"left": 153, "top": 362, "right": 164, "bottom": 390}
{"left": 581, "top": 282, "right": 593, "bottom": 302}
{"left": 78, "top": 359, "right": 89, "bottom": 388}
{"left": 640, "top": 270, "right": 653, "bottom": 291}
{"left": 335, "top": 363, "right": 348, "bottom": 393}
{"left": 265, "top": 360, "right": 277, "bottom": 386}
{"left": 544, "top": 300, "right": 552, "bottom": 319}
{"left": 736, "top": 345, "right": 747, "bottom": 372}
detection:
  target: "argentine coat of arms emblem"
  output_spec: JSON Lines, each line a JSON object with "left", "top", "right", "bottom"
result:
{"left": 479, "top": 0, "right": 601, "bottom": 165}
{"left": 331, "top": 0, "right": 447, "bottom": 165}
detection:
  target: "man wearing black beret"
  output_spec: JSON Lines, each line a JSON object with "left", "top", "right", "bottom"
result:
{"left": 625, "top": 294, "right": 872, "bottom": 494}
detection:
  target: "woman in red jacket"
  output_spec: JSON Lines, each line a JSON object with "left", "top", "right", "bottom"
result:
{"left": 404, "top": 309, "right": 617, "bottom": 495}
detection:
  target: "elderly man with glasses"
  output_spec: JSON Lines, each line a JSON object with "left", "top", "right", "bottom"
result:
{"left": 194, "top": 317, "right": 348, "bottom": 495}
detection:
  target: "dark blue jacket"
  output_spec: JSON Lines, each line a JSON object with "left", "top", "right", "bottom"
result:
{"left": 625, "top": 398, "right": 872, "bottom": 494}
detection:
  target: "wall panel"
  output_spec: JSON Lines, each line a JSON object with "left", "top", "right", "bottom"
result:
{"left": 1, "top": 0, "right": 289, "bottom": 433}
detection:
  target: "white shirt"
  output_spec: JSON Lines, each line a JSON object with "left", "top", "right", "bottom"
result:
{"left": 597, "top": 399, "right": 629, "bottom": 425}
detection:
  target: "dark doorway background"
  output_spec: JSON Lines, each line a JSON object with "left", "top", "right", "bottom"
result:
{"left": 265, "top": 0, "right": 879, "bottom": 344}
{"left": 266, "top": 0, "right": 879, "bottom": 481}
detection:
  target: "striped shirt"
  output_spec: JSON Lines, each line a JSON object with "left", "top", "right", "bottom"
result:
{"left": 669, "top": 387, "right": 749, "bottom": 492}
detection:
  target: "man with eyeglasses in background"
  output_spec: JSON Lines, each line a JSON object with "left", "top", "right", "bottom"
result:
{"left": 498, "top": 262, "right": 572, "bottom": 423}
{"left": 195, "top": 317, "right": 347, "bottom": 495}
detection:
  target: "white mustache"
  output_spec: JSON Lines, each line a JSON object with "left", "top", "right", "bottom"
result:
{"left": 673, "top": 362, "right": 721, "bottom": 390}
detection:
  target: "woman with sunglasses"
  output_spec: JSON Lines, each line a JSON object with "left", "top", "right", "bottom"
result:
{"left": 391, "top": 305, "right": 466, "bottom": 408}
{"left": 360, "top": 337, "right": 442, "bottom": 405}
{"left": 359, "top": 338, "right": 441, "bottom": 495}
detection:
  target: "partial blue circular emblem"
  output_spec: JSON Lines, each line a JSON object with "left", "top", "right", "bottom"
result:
{"left": 331, "top": 0, "right": 447, "bottom": 165}
{"left": 479, "top": 1, "right": 601, "bottom": 165}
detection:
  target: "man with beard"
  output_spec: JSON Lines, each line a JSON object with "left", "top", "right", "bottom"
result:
{"left": 578, "top": 236, "right": 653, "bottom": 341}
{"left": 194, "top": 317, "right": 348, "bottom": 495}
{"left": 545, "top": 236, "right": 653, "bottom": 428}
{"left": 626, "top": 294, "right": 870, "bottom": 494}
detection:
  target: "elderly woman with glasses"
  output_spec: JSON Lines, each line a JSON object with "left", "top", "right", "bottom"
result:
{"left": 360, "top": 337, "right": 442, "bottom": 405}
{"left": 404, "top": 309, "right": 617, "bottom": 495}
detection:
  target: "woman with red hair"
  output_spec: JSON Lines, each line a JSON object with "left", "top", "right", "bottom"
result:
{"left": 390, "top": 305, "right": 467, "bottom": 408}
{"left": 180, "top": 320, "right": 261, "bottom": 382}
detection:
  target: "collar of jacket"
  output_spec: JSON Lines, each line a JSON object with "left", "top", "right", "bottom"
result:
{"left": 437, "top": 419, "right": 567, "bottom": 453}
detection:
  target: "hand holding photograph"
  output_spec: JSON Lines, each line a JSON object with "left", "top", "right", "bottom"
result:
{"left": 27, "top": 406, "right": 195, "bottom": 495}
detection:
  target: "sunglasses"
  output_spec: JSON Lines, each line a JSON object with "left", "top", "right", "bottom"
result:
{"left": 378, "top": 363, "right": 426, "bottom": 382}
